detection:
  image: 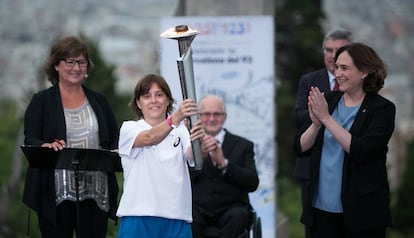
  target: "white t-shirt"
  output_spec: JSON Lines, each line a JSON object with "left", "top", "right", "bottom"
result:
{"left": 116, "top": 119, "right": 194, "bottom": 222}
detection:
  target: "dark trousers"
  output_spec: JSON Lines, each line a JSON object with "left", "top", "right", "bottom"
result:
{"left": 301, "top": 182, "right": 312, "bottom": 238}
{"left": 192, "top": 206, "right": 250, "bottom": 238}
{"left": 311, "top": 208, "right": 386, "bottom": 238}
{"left": 294, "top": 157, "right": 312, "bottom": 238}
{"left": 37, "top": 199, "right": 108, "bottom": 238}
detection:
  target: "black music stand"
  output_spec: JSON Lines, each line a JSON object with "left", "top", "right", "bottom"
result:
{"left": 21, "top": 145, "right": 122, "bottom": 238}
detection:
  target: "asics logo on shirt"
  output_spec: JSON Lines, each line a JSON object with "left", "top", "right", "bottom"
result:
{"left": 174, "top": 137, "right": 181, "bottom": 147}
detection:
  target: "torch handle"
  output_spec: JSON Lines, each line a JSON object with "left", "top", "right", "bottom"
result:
{"left": 177, "top": 47, "right": 203, "bottom": 170}
{"left": 189, "top": 114, "right": 203, "bottom": 170}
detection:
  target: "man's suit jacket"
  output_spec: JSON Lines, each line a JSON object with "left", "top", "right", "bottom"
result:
{"left": 190, "top": 129, "right": 259, "bottom": 215}
{"left": 295, "top": 91, "right": 395, "bottom": 231}
{"left": 294, "top": 68, "right": 331, "bottom": 180}
{"left": 22, "top": 84, "right": 120, "bottom": 225}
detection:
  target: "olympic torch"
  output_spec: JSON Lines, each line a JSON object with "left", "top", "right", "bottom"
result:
{"left": 161, "top": 25, "right": 203, "bottom": 170}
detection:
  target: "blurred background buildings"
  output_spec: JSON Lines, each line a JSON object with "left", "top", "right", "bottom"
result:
{"left": 2, "top": 0, "right": 412, "bottom": 188}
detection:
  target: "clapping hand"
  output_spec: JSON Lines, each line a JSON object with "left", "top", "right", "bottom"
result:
{"left": 308, "top": 86, "right": 329, "bottom": 126}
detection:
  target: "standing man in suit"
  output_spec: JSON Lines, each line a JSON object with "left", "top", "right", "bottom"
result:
{"left": 190, "top": 95, "right": 259, "bottom": 238}
{"left": 294, "top": 29, "right": 353, "bottom": 238}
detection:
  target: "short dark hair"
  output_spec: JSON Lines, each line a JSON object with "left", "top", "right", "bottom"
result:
{"left": 129, "top": 74, "right": 175, "bottom": 119}
{"left": 335, "top": 43, "right": 387, "bottom": 93}
{"left": 44, "top": 36, "right": 92, "bottom": 85}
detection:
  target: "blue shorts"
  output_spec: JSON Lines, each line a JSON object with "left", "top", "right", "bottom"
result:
{"left": 117, "top": 216, "right": 192, "bottom": 238}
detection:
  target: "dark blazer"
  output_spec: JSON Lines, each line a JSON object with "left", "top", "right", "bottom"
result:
{"left": 190, "top": 129, "right": 259, "bottom": 214}
{"left": 22, "top": 84, "right": 119, "bottom": 224}
{"left": 295, "top": 68, "right": 331, "bottom": 128}
{"left": 294, "top": 92, "right": 395, "bottom": 231}
{"left": 294, "top": 68, "right": 331, "bottom": 180}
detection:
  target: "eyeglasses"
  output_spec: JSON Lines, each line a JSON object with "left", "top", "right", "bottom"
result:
{"left": 61, "top": 58, "right": 88, "bottom": 68}
{"left": 199, "top": 112, "right": 226, "bottom": 119}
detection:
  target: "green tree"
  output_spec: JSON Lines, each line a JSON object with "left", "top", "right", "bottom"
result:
{"left": 0, "top": 99, "right": 32, "bottom": 237}
{"left": 392, "top": 140, "right": 414, "bottom": 237}
{"left": 275, "top": 0, "right": 325, "bottom": 178}
{"left": 81, "top": 34, "right": 132, "bottom": 124}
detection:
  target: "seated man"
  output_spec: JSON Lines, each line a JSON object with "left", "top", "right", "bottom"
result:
{"left": 190, "top": 95, "right": 259, "bottom": 238}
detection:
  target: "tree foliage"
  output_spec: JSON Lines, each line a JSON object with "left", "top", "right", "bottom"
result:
{"left": 81, "top": 34, "right": 133, "bottom": 124}
{"left": 275, "top": 0, "right": 325, "bottom": 178}
{"left": 392, "top": 140, "right": 414, "bottom": 236}
{"left": 0, "top": 99, "right": 32, "bottom": 237}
